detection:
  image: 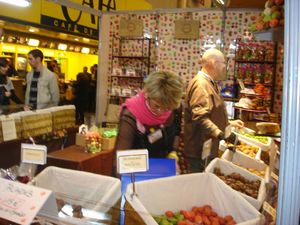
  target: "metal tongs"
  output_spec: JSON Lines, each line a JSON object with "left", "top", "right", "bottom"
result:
{"left": 227, "top": 134, "right": 239, "bottom": 162}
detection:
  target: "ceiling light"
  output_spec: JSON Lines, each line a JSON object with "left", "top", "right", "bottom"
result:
{"left": 81, "top": 47, "right": 90, "bottom": 54}
{"left": 0, "top": 0, "right": 31, "bottom": 7}
{"left": 74, "top": 46, "right": 81, "bottom": 52}
{"left": 74, "top": 38, "right": 79, "bottom": 41}
{"left": 59, "top": 33, "right": 67, "bottom": 38}
{"left": 29, "top": 27, "right": 38, "bottom": 33}
{"left": 28, "top": 38, "right": 39, "bottom": 47}
{"left": 58, "top": 43, "right": 67, "bottom": 51}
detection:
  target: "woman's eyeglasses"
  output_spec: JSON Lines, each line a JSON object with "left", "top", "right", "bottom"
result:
{"left": 146, "top": 98, "right": 170, "bottom": 114}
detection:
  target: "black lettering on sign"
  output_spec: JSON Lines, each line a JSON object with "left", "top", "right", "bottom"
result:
{"left": 41, "top": 15, "right": 99, "bottom": 38}
{"left": 99, "top": 0, "right": 116, "bottom": 11}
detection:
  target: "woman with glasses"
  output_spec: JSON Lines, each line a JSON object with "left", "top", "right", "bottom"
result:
{"left": 115, "top": 70, "right": 184, "bottom": 158}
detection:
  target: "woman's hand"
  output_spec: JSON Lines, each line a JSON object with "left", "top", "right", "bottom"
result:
{"left": 5, "top": 91, "right": 11, "bottom": 97}
{"left": 230, "top": 119, "right": 244, "bottom": 128}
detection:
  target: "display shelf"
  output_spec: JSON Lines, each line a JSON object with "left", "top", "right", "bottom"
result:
{"left": 234, "top": 40, "right": 277, "bottom": 121}
{"left": 240, "top": 92, "right": 270, "bottom": 98}
{"left": 235, "top": 60, "right": 274, "bottom": 64}
{"left": 243, "top": 82, "right": 273, "bottom": 87}
{"left": 253, "top": 27, "right": 284, "bottom": 42}
{"left": 112, "top": 55, "right": 149, "bottom": 60}
{"left": 234, "top": 106, "right": 267, "bottom": 113}
{"left": 110, "top": 75, "right": 144, "bottom": 79}
{"left": 108, "top": 35, "right": 152, "bottom": 108}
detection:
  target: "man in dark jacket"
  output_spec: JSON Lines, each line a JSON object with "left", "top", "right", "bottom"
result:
{"left": 184, "top": 48, "right": 244, "bottom": 172}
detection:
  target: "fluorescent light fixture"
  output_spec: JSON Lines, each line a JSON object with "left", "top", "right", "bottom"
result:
{"left": 28, "top": 38, "right": 39, "bottom": 47}
{"left": 0, "top": 0, "right": 31, "bottom": 7}
{"left": 81, "top": 47, "right": 90, "bottom": 54}
{"left": 82, "top": 38, "right": 90, "bottom": 43}
{"left": 29, "top": 27, "right": 38, "bottom": 33}
{"left": 58, "top": 43, "right": 67, "bottom": 51}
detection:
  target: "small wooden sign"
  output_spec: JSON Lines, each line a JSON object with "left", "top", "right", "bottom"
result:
{"left": 175, "top": 20, "right": 199, "bottom": 39}
{"left": 116, "top": 149, "right": 149, "bottom": 174}
{"left": 119, "top": 19, "right": 144, "bottom": 38}
{"left": 21, "top": 143, "right": 47, "bottom": 165}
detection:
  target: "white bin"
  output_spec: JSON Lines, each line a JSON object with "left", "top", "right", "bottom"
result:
{"left": 30, "top": 166, "right": 121, "bottom": 224}
{"left": 206, "top": 158, "right": 266, "bottom": 210}
{"left": 125, "top": 173, "right": 262, "bottom": 225}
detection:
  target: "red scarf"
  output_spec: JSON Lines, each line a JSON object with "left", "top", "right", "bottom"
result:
{"left": 122, "top": 91, "right": 171, "bottom": 126}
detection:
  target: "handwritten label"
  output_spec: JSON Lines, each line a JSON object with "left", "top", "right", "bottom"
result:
{"left": 263, "top": 201, "right": 277, "bottom": 220}
{"left": 1, "top": 117, "right": 17, "bottom": 141}
{"left": 21, "top": 144, "right": 47, "bottom": 165}
{"left": 0, "top": 178, "right": 54, "bottom": 225}
{"left": 117, "top": 149, "right": 149, "bottom": 174}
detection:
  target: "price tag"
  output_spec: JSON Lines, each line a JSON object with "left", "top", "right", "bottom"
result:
{"left": 0, "top": 178, "right": 57, "bottom": 225}
{"left": 237, "top": 79, "right": 245, "bottom": 90}
{"left": 1, "top": 117, "right": 17, "bottom": 141}
{"left": 116, "top": 149, "right": 149, "bottom": 174}
{"left": 21, "top": 144, "right": 47, "bottom": 165}
{"left": 271, "top": 172, "right": 279, "bottom": 182}
{"left": 263, "top": 201, "right": 277, "bottom": 220}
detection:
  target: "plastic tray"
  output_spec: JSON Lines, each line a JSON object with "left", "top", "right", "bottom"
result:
{"left": 206, "top": 158, "right": 266, "bottom": 210}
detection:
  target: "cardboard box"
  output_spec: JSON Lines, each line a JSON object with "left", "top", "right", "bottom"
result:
{"left": 102, "top": 136, "right": 116, "bottom": 150}
{"left": 75, "top": 133, "right": 86, "bottom": 147}
{"left": 125, "top": 173, "right": 262, "bottom": 225}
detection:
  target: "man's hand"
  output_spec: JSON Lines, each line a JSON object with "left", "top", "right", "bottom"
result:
{"left": 230, "top": 119, "right": 244, "bottom": 129}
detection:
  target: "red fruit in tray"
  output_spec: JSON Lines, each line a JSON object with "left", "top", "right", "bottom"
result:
{"left": 274, "top": 0, "right": 284, "bottom": 6}
{"left": 269, "top": 18, "right": 279, "bottom": 28}
{"left": 194, "top": 215, "right": 203, "bottom": 223}
{"left": 165, "top": 210, "right": 174, "bottom": 218}
{"left": 256, "top": 22, "right": 264, "bottom": 31}
{"left": 224, "top": 215, "right": 234, "bottom": 222}
{"left": 177, "top": 221, "right": 188, "bottom": 225}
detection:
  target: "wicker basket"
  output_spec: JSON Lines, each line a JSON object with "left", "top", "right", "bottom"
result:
{"left": 49, "top": 105, "right": 76, "bottom": 131}
{"left": 19, "top": 111, "right": 53, "bottom": 139}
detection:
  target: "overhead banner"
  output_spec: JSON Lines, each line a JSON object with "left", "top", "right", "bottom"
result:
{"left": 0, "top": 0, "right": 152, "bottom": 39}
{"left": 41, "top": 1, "right": 100, "bottom": 38}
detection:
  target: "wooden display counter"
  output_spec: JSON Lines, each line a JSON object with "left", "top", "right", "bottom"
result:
{"left": 46, "top": 145, "right": 114, "bottom": 176}
{"left": 0, "top": 127, "right": 77, "bottom": 169}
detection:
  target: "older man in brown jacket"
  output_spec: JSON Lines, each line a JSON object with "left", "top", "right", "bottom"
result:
{"left": 184, "top": 48, "right": 243, "bottom": 172}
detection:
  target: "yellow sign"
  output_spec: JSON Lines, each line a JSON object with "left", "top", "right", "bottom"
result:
{"left": 0, "top": 0, "right": 152, "bottom": 38}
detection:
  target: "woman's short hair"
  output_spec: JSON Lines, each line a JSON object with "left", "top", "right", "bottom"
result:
{"left": 144, "top": 70, "right": 183, "bottom": 109}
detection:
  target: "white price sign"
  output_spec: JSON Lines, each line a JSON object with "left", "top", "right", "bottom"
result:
{"left": 21, "top": 144, "right": 47, "bottom": 165}
{"left": 0, "top": 178, "right": 57, "bottom": 225}
{"left": 116, "top": 149, "right": 149, "bottom": 174}
{"left": 1, "top": 117, "right": 17, "bottom": 141}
